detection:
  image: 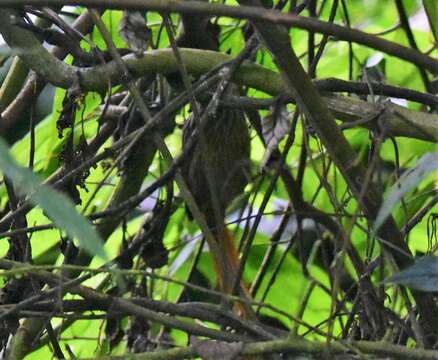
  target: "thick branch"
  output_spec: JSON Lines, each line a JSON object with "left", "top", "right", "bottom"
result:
{"left": 0, "top": 258, "right": 249, "bottom": 344}
{"left": 237, "top": 0, "right": 438, "bottom": 345}
{"left": 0, "top": 9, "right": 78, "bottom": 88}
{"left": 78, "top": 336, "right": 438, "bottom": 360}
{"left": 0, "top": 11, "right": 436, "bottom": 142}
{"left": 0, "top": 0, "right": 437, "bottom": 73}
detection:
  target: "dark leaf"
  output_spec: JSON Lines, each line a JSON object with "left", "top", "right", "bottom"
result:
{"left": 119, "top": 11, "right": 151, "bottom": 55}
{"left": 359, "top": 54, "right": 386, "bottom": 103}
{"left": 385, "top": 255, "right": 438, "bottom": 292}
{"left": 105, "top": 317, "right": 124, "bottom": 351}
{"left": 261, "top": 104, "right": 290, "bottom": 169}
{"left": 127, "top": 315, "right": 150, "bottom": 353}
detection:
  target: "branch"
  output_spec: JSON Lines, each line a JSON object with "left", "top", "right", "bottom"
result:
{"left": 0, "top": 0, "right": 437, "bottom": 73}
{"left": 0, "top": 9, "right": 96, "bottom": 134}
{"left": 4, "top": 258, "right": 438, "bottom": 359}
{"left": 237, "top": 0, "right": 438, "bottom": 345}
{"left": 0, "top": 11, "right": 436, "bottom": 142}
{"left": 0, "top": 258, "right": 249, "bottom": 344}
{"left": 0, "top": 9, "right": 78, "bottom": 88}
{"left": 82, "top": 337, "right": 438, "bottom": 360}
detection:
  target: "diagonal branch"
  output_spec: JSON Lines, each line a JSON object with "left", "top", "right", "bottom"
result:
{"left": 235, "top": 0, "right": 438, "bottom": 346}
{"left": 0, "top": 0, "right": 437, "bottom": 73}
{"left": 0, "top": 10, "right": 436, "bottom": 142}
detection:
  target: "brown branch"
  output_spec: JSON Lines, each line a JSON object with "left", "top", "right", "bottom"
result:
{"left": 75, "top": 336, "right": 438, "bottom": 360}
{"left": 0, "top": 258, "right": 250, "bottom": 343}
{"left": 1, "top": 0, "right": 437, "bottom": 73}
{"left": 236, "top": 0, "right": 438, "bottom": 346}
{"left": 0, "top": 9, "right": 96, "bottom": 134}
{"left": 1, "top": 9, "right": 436, "bottom": 142}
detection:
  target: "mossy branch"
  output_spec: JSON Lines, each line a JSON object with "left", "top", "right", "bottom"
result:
{"left": 0, "top": 8, "right": 436, "bottom": 142}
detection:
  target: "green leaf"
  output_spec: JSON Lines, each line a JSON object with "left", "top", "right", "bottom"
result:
{"left": 0, "top": 138, "right": 107, "bottom": 260}
{"left": 385, "top": 255, "right": 438, "bottom": 292}
{"left": 423, "top": 0, "right": 438, "bottom": 42}
{"left": 374, "top": 152, "right": 438, "bottom": 232}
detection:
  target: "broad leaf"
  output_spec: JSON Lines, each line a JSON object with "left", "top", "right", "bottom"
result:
{"left": 374, "top": 152, "right": 438, "bottom": 232}
{"left": 385, "top": 255, "right": 438, "bottom": 292}
{"left": 0, "top": 138, "right": 107, "bottom": 260}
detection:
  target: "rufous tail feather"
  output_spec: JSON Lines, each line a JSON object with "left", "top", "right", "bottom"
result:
{"left": 212, "top": 226, "right": 252, "bottom": 318}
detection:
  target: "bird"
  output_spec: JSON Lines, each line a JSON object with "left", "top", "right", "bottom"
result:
{"left": 181, "top": 88, "right": 251, "bottom": 295}
{"left": 173, "top": 9, "right": 252, "bottom": 313}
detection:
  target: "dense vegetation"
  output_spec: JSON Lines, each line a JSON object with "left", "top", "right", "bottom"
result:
{"left": 0, "top": 1, "right": 437, "bottom": 359}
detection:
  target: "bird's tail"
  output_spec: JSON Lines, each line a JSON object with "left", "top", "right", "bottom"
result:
{"left": 213, "top": 226, "right": 252, "bottom": 318}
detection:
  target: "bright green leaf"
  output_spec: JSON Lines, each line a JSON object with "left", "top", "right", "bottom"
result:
{"left": 0, "top": 138, "right": 107, "bottom": 260}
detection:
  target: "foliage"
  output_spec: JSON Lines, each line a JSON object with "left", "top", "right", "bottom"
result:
{"left": 0, "top": 1, "right": 437, "bottom": 359}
